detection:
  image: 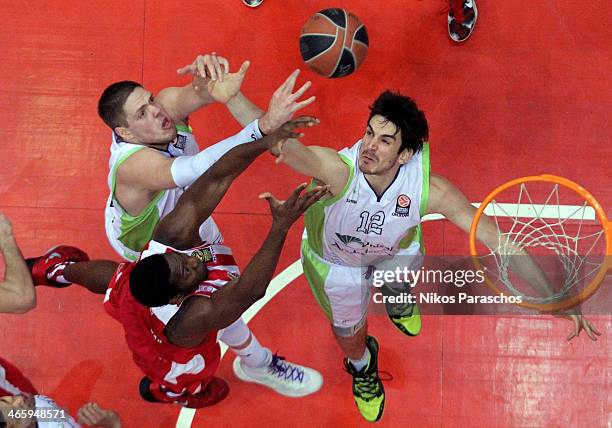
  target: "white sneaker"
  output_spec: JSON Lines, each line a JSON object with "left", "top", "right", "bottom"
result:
{"left": 233, "top": 353, "right": 323, "bottom": 397}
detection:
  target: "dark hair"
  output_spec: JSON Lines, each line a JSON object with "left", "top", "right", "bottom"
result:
{"left": 368, "top": 91, "right": 429, "bottom": 154}
{"left": 98, "top": 80, "right": 142, "bottom": 129}
{"left": 129, "top": 254, "right": 177, "bottom": 307}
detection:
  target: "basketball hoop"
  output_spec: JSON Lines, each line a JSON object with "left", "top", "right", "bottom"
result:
{"left": 469, "top": 175, "right": 611, "bottom": 312}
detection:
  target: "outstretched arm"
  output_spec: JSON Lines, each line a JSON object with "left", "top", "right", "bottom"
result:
{"left": 276, "top": 137, "right": 350, "bottom": 197}
{"left": 153, "top": 117, "right": 319, "bottom": 249}
{"left": 227, "top": 69, "right": 316, "bottom": 133}
{"left": 0, "top": 214, "right": 35, "bottom": 314}
{"left": 164, "top": 184, "right": 329, "bottom": 347}
{"left": 427, "top": 173, "right": 601, "bottom": 341}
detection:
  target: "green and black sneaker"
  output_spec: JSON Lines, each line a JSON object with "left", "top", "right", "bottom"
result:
{"left": 343, "top": 335, "right": 385, "bottom": 422}
{"left": 381, "top": 282, "right": 422, "bottom": 336}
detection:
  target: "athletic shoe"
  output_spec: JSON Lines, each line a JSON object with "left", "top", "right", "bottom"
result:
{"left": 139, "top": 376, "right": 229, "bottom": 409}
{"left": 344, "top": 336, "right": 385, "bottom": 422}
{"left": 27, "top": 245, "right": 89, "bottom": 287}
{"left": 233, "top": 353, "right": 323, "bottom": 397}
{"left": 448, "top": 0, "right": 478, "bottom": 42}
{"left": 380, "top": 282, "right": 422, "bottom": 336}
{"left": 243, "top": 0, "right": 263, "bottom": 7}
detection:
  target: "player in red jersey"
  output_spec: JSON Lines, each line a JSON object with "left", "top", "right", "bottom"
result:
{"left": 28, "top": 118, "right": 327, "bottom": 408}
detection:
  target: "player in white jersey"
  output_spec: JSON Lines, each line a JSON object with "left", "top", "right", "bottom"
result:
{"left": 98, "top": 53, "right": 315, "bottom": 260}
{"left": 275, "top": 91, "right": 601, "bottom": 422}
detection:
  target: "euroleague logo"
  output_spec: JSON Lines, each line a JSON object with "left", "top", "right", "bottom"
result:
{"left": 393, "top": 194, "right": 411, "bottom": 217}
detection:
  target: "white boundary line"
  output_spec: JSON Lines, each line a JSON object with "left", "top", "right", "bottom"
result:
{"left": 175, "top": 202, "right": 595, "bottom": 427}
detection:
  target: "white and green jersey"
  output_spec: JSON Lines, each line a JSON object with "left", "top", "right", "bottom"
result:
{"left": 105, "top": 126, "right": 222, "bottom": 261}
{"left": 304, "top": 140, "right": 430, "bottom": 267}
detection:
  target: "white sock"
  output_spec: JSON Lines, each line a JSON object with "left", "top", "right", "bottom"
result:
{"left": 46, "top": 262, "right": 73, "bottom": 284}
{"left": 348, "top": 347, "right": 371, "bottom": 372}
{"left": 233, "top": 336, "right": 272, "bottom": 368}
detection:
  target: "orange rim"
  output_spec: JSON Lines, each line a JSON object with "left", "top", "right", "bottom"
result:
{"left": 469, "top": 174, "right": 611, "bottom": 312}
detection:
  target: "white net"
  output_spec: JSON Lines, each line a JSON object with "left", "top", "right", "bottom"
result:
{"left": 477, "top": 182, "right": 606, "bottom": 304}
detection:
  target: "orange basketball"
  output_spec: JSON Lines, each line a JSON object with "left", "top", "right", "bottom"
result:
{"left": 299, "top": 8, "right": 369, "bottom": 78}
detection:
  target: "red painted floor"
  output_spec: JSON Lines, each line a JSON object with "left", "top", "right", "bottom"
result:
{"left": 1, "top": 0, "right": 610, "bottom": 426}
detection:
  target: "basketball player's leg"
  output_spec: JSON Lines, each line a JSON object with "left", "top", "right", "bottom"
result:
{"left": 301, "top": 240, "right": 385, "bottom": 422}
{"left": 26, "top": 245, "right": 118, "bottom": 294}
{"left": 222, "top": 315, "right": 322, "bottom": 397}
{"left": 62, "top": 261, "right": 119, "bottom": 294}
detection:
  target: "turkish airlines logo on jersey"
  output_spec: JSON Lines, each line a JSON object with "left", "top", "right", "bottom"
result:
{"left": 192, "top": 247, "right": 215, "bottom": 263}
{"left": 393, "top": 194, "right": 411, "bottom": 217}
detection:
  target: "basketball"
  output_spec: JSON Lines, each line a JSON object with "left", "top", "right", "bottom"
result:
{"left": 299, "top": 8, "right": 369, "bottom": 78}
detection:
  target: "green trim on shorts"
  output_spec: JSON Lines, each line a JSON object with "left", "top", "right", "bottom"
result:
{"left": 301, "top": 240, "right": 334, "bottom": 321}
{"left": 304, "top": 153, "right": 355, "bottom": 257}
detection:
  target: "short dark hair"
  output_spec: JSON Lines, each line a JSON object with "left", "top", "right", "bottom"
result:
{"left": 130, "top": 254, "right": 177, "bottom": 307}
{"left": 368, "top": 91, "right": 429, "bottom": 154}
{"left": 98, "top": 80, "right": 142, "bottom": 129}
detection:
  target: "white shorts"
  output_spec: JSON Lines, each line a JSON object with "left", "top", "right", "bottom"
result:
{"left": 301, "top": 240, "right": 423, "bottom": 329}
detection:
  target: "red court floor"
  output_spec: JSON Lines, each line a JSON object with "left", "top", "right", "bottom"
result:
{"left": 0, "top": 1, "right": 610, "bottom": 427}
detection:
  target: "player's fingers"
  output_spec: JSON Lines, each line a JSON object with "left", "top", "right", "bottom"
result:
{"left": 584, "top": 324, "right": 598, "bottom": 341}
{"left": 238, "top": 60, "right": 251, "bottom": 77}
{"left": 291, "top": 96, "right": 317, "bottom": 112}
{"left": 176, "top": 64, "right": 196, "bottom": 75}
{"left": 282, "top": 116, "right": 319, "bottom": 131}
{"left": 210, "top": 53, "right": 224, "bottom": 82}
{"left": 584, "top": 320, "right": 601, "bottom": 339}
{"left": 77, "top": 405, "right": 99, "bottom": 424}
{"left": 566, "top": 318, "right": 580, "bottom": 341}
{"left": 587, "top": 320, "right": 602, "bottom": 336}
{"left": 288, "top": 80, "right": 312, "bottom": 102}
{"left": 286, "top": 183, "right": 309, "bottom": 206}
{"left": 300, "top": 186, "right": 328, "bottom": 209}
{"left": 204, "top": 55, "right": 218, "bottom": 81}
{"left": 218, "top": 56, "right": 230, "bottom": 74}
{"left": 195, "top": 56, "right": 209, "bottom": 79}
{"left": 281, "top": 69, "right": 300, "bottom": 95}
{"left": 259, "top": 192, "right": 281, "bottom": 209}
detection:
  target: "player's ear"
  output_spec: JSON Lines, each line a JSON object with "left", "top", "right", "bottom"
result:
{"left": 114, "top": 126, "right": 132, "bottom": 141}
{"left": 398, "top": 148, "right": 413, "bottom": 165}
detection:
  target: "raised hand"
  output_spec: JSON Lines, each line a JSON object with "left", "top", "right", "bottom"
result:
{"left": 259, "top": 183, "right": 329, "bottom": 231}
{"left": 177, "top": 52, "right": 230, "bottom": 82}
{"left": 262, "top": 116, "right": 319, "bottom": 156}
{"left": 77, "top": 402, "right": 121, "bottom": 428}
{"left": 177, "top": 53, "right": 250, "bottom": 104}
{"left": 565, "top": 314, "right": 602, "bottom": 341}
{"left": 258, "top": 69, "right": 316, "bottom": 134}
